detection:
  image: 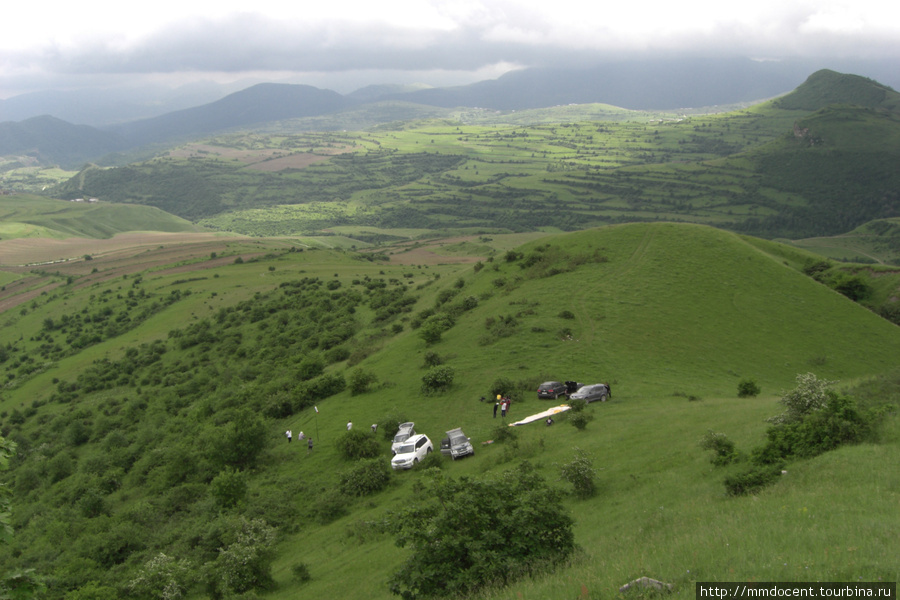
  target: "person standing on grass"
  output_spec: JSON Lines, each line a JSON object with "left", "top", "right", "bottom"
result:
{"left": 307, "top": 437, "right": 313, "bottom": 454}
{"left": 286, "top": 430, "right": 292, "bottom": 443}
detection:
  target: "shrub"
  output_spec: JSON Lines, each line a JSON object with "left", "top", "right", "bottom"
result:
{"left": 418, "top": 314, "right": 454, "bottom": 345}
{"left": 296, "top": 356, "right": 325, "bottom": 381}
{"left": 568, "top": 412, "right": 592, "bottom": 430}
{"left": 567, "top": 398, "right": 586, "bottom": 413}
{"left": 210, "top": 467, "right": 248, "bottom": 508}
{"left": 558, "top": 448, "right": 597, "bottom": 499}
{"left": 769, "top": 372, "right": 835, "bottom": 425}
{"left": 291, "top": 563, "right": 311, "bottom": 584}
{"left": 490, "top": 424, "right": 518, "bottom": 444}
{"left": 558, "top": 310, "right": 575, "bottom": 320}
{"left": 128, "top": 552, "right": 193, "bottom": 600}
{"left": 489, "top": 376, "right": 516, "bottom": 400}
{"left": 336, "top": 429, "right": 381, "bottom": 460}
{"left": 339, "top": 458, "right": 391, "bottom": 496}
{"left": 204, "top": 517, "right": 277, "bottom": 596}
{"left": 699, "top": 431, "right": 740, "bottom": 466}
{"left": 387, "top": 463, "right": 574, "bottom": 599}
{"left": 378, "top": 414, "right": 411, "bottom": 442}
{"left": 752, "top": 392, "right": 870, "bottom": 464}
{"left": 309, "top": 488, "right": 349, "bottom": 525}
{"left": 421, "top": 366, "right": 455, "bottom": 395}
{"left": 723, "top": 464, "right": 783, "bottom": 496}
{"left": 737, "top": 378, "right": 761, "bottom": 398}
{"left": 422, "top": 351, "right": 443, "bottom": 368}
{"left": 348, "top": 368, "right": 378, "bottom": 395}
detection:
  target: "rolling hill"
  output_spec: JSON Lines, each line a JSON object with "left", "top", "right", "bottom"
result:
{"left": 0, "top": 222, "right": 898, "bottom": 599}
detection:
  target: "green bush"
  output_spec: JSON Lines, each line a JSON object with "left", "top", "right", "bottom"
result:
{"left": 378, "top": 414, "right": 411, "bottom": 442}
{"left": 567, "top": 398, "right": 586, "bottom": 413}
{"left": 723, "top": 464, "right": 783, "bottom": 496}
{"left": 387, "top": 463, "right": 574, "bottom": 599}
{"left": 348, "top": 368, "right": 378, "bottom": 395}
{"left": 336, "top": 429, "right": 381, "bottom": 461}
{"left": 489, "top": 376, "right": 515, "bottom": 399}
{"left": 422, "top": 351, "right": 443, "bottom": 368}
{"left": 699, "top": 430, "right": 741, "bottom": 466}
{"left": 291, "top": 563, "right": 311, "bottom": 584}
{"left": 568, "top": 412, "right": 592, "bottom": 430}
{"left": 340, "top": 458, "right": 391, "bottom": 496}
{"left": 737, "top": 378, "right": 761, "bottom": 397}
{"left": 558, "top": 448, "right": 597, "bottom": 499}
{"left": 490, "top": 424, "right": 518, "bottom": 444}
{"left": 210, "top": 467, "right": 248, "bottom": 508}
{"left": 421, "top": 366, "right": 455, "bottom": 395}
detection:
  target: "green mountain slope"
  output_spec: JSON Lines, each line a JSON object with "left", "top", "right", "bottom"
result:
{"left": 772, "top": 69, "right": 900, "bottom": 111}
{"left": 46, "top": 70, "right": 900, "bottom": 241}
{"left": 1, "top": 223, "right": 898, "bottom": 598}
{"left": 0, "top": 194, "right": 204, "bottom": 240}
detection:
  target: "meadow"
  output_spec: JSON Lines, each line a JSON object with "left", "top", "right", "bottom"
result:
{"left": 1, "top": 222, "right": 898, "bottom": 599}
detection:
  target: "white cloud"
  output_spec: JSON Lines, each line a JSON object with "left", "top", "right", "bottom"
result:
{"left": 1, "top": 0, "right": 898, "bottom": 97}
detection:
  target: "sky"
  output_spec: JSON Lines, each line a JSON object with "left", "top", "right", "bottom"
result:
{"left": 2, "top": 0, "right": 899, "bottom": 98}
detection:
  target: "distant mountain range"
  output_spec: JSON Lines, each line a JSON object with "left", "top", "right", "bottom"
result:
{"left": 1, "top": 57, "right": 898, "bottom": 169}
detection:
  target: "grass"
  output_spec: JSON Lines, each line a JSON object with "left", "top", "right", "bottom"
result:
{"left": 1, "top": 222, "right": 899, "bottom": 600}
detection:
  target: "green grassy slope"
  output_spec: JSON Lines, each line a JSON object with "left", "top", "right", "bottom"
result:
{"left": 1, "top": 223, "right": 898, "bottom": 599}
{"left": 0, "top": 194, "right": 203, "bottom": 240}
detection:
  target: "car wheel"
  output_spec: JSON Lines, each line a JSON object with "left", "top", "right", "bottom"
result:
{"left": 601, "top": 393, "right": 607, "bottom": 402}
{"left": 413, "top": 458, "right": 419, "bottom": 464}
{"left": 427, "top": 447, "right": 432, "bottom": 453}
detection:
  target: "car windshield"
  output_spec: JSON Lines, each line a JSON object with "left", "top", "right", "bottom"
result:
{"left": 449, "top": 434, "right": 466, "bottom": 445}
{"left": 396, "top": 443, "right": 415, "bottom": 454}
{"left": 393, "top": 433, "right": 409, "bottom": 443}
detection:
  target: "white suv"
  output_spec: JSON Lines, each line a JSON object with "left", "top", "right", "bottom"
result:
{"left": 391, "top": 422, "right": 416, "bottom": 455}
{"left": 391, "top": 434, "right": 433, "bottom": 470}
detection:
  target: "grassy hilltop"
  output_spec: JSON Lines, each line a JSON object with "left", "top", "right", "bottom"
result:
{"left": 0, "top": 222, "right": 898, "bottom": 599}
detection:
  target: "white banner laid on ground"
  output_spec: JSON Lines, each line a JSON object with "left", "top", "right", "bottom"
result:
{"left": 508, "top": 404, "right": 571, "bottom": 426}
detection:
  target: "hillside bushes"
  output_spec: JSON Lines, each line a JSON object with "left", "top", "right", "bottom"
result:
{"left": 386, "top": 463, "right": 574, "bottom": 599}
{"left": 711, "top": 373, "right": 878, "bottom": 496}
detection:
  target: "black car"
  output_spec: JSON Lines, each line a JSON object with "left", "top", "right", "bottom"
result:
{"left": 537, "top": 381, "right": 568, "bottom": 399}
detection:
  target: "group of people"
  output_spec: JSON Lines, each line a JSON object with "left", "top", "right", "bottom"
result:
{"left": 493, "top": 396, "right": 512, "bottom": 418}
{"left": 285, "top": 429, "right": 314, "bottom": 453}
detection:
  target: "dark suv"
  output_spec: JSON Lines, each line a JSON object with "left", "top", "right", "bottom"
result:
{"left": 537, "top": 381, "right": 568, "bottom": 399}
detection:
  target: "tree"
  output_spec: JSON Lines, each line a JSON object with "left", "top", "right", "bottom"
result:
{"left": 769, "top": 372, "right": 835, "bottom": 425}
{"left": 387, "top": 463, "right": 575, "bottom": 599}
{"left": 127, "top": 553, "right": 193, "bottom": 600}
{"left": 204, "top": 518, "right": 277, "bottom": 598}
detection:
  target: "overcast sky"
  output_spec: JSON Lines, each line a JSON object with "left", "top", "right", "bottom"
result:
{"left": 2, "top": 0, "right": 899, "bottom": 98}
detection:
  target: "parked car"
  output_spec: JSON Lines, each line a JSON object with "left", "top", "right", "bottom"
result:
{"left": 391, "top": 422, "right": 416, "bottom": 455}
{"left": 391, "top": 434, "right": 433, "bottom": 469}
{"left": 569, "top": 383, "right": 611, "bottom": 403}
{"left": 537, "top": 381, "right": 568, "bottom": 399}
{"left": 440, "top": 428, "right": 474, "bottom": 460}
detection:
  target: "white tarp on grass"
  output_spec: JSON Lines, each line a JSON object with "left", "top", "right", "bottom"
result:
{"left": 508, "top": 404, "right": 571, "bottom": 426}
